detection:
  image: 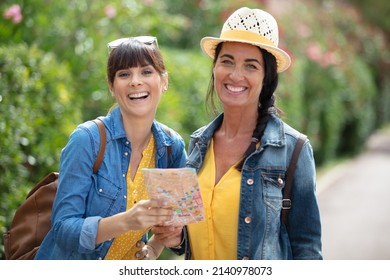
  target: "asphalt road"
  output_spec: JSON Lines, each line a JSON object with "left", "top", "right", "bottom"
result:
{"left": 317, "top": 127, "right": 390, "bottom": 260}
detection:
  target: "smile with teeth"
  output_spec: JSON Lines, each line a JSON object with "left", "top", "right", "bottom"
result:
{"left": 128, "top": 92, "right": 149, "bottom": 100}
{"left": 225, "top": 84, "right": 247, "bottom": 93}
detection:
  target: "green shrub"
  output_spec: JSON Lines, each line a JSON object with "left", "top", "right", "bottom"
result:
{"left": 157, "top": 47, "right": 212, "bottom": 143}
{"left": 0, "top": 43, "right": 80, "bottom": 258}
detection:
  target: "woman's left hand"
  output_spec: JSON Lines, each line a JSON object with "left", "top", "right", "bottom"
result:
{"left": 152, "top": 225, "right": 183, "bottom": 248}
{"left": 134, "top": 240, "right": 149, "bottom": 259}
{"left": 134, "top": 235, "right": 165, "bottom": 260}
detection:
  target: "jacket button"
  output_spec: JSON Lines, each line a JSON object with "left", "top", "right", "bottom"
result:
{"left": 246, "top": 179, "right": 254, "bottom": 185}
{"left": 244, "top": 217, "right": 251, "bottom": 223}
{"left": 242, "top": 256, "right": 249, "bottom": 260}
{"left": 278, "top": 177, "right": 284, "bottom": 185}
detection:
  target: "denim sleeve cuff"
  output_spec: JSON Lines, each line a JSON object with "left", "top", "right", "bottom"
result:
{"left": 79, "top": 216, "right": 102, "bottom": 252}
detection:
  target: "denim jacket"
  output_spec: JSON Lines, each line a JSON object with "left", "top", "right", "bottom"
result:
{"left": 35, "top": 106, "right": 187, "bottom": 260}
{"left": 184, "top": 113, "right": 322, "bottom": 260}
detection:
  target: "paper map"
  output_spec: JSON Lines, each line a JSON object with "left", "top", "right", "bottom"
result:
{"left": 142, "top": 167, "right": 205, "bottom": 226}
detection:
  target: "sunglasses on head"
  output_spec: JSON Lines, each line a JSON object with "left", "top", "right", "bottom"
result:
{"left": 107, "top": 36, "right": 158, "bottom": 49}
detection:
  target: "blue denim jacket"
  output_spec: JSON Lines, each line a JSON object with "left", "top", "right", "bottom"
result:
{"left": 35, "top": 106, "right": 187, "bottom": 260}
{"left": 184, "top": 113, "right": 322, "bottom": 260}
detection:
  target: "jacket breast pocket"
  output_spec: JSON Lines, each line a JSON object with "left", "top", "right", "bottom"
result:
{"left": 86, "top": 175, "right": 121, "bottom": 217}
{"left": 261, "top": 170, "right": 285, "bottom": 211}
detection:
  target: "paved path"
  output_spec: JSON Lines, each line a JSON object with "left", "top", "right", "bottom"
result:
{"left": 317, "top": 127, "right": 390, "bottom": 260}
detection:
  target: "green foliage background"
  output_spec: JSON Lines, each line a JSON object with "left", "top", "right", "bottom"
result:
{"left": 1, "top": 0, "right": 389, "bottom": 259}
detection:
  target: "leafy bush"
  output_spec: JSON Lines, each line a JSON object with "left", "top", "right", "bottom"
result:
{"left": 275, "top": 1, "right": 383, "bottom": 164}
{"left": 157, "top": 47, "right": 212, "bottom": 143}
{"left": 0, "top": 43, "right": 80, "bottom": 258}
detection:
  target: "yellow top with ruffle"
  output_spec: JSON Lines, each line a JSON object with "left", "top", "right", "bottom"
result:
{"left": 105, "top": 134, "right": 155, "bottom": 260}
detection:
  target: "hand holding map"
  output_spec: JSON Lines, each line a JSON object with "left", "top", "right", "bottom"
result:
{"left": 142, "top": 168, "right": 205, "bottom": 227}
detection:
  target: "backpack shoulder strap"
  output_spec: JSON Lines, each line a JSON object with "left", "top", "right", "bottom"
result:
{"left": 281, "top": 133, "right": 307, "bottom": 226}
{"left": 161, "top": 124, "right": 172, "bottom": 160}
{"left": 92, "top": 119, "right": 106, "bottom": 173}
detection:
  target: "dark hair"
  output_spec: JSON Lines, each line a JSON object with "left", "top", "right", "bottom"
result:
{"left": 206, "top": 42, "right": 279, "bottom": 171}
{"left": 106, "top": 39, "right": 166, "bottom": 86}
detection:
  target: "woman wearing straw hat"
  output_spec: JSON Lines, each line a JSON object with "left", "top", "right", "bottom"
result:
{"left": 153, "top": 7, "right": 322, "bottom": 260}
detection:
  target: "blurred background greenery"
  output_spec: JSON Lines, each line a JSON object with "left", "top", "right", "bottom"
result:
{"left": 1, "top": 0, "right": 389, "bottom": 259}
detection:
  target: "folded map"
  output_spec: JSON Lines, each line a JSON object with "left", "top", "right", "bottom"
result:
{"left": 142, "top": 167, "right": 205, "bottom": 226}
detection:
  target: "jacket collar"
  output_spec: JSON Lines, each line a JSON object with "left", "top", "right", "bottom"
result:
{"left": 191, "top": 112, "right": 286, "bottom": 148}
{"left": 105, "top": 106, "right": 173, "bottom": 146}
{"left": 261, "top": 113, "right": 285, "bottom": 148}
{"left": 107, "top": 106, "right": 126, "bottom": 140}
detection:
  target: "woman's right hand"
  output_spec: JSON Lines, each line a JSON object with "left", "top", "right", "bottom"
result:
{"left": 96, "top": 199, "right": 172, "bottom": 244}
{"left": 124, "top": 199, "right": 173, "bottom": 230}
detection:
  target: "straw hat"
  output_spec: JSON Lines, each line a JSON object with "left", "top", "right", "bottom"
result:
{"left": 200, "top": 7, "right": 291, "bottom": 72}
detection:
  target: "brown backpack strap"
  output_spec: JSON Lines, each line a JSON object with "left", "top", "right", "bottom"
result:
{"left": 161, "top": 124, "right": 172, "bottom": 160}
{"left": 92, "top": 119, "right": 106, "bottom": 173}
{"left": 281, "top": 133, "right": 307, "bottom": 226}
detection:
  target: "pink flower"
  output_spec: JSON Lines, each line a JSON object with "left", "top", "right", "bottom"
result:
{"left": 306, "top": 42, "right": 323, "bottom": 63}
{"left": 144, "top": 0, "right": 155, "bottom": 6}
{"left": 3, "top": 4, "right": 23, "bottom": 23}
{"left": 321, "top": 51, "right": 339, "bottom": 67}
{"left": 306, "top": 42, "right": 339, "bottom": 68}
{"left": 296, "top": 23, "right": 311, "bottom": 38}
{"left": 104, "top": 5, "right": 116, "bottom": 19}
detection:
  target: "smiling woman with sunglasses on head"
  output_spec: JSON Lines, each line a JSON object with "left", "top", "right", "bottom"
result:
{"left": 34, "top": 36, "right": 187, "bottom": 260}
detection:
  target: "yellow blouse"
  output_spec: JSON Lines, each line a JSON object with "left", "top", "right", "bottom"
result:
{"left": 105, "top": 134, "right": 156, "bottom": 260}
{"left": 187, "top": 138, "right": 241, "bottom": 259}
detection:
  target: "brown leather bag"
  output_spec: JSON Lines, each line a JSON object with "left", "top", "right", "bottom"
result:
{"left": 3, "top": 119, "right": 106, "bottom": 260}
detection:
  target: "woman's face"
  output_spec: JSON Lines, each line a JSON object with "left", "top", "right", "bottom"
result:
{"left": 213, "top": 42, "right": 265, "bottom": 111}
{"left": 109, "top": 64, "right": 167, "bottom": 119}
